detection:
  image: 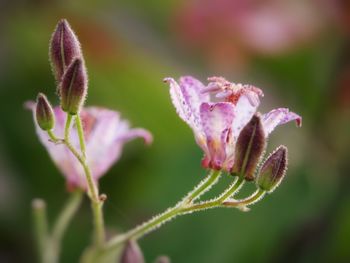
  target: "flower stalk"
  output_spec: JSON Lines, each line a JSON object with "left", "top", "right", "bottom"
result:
{"left": 103, "top": 170, "right": 262, "bottom": 254}
{"left": 32, "top": 199, "right": 49, "bottom": 263}
{"left": 62, "top": 113, "right": 106, "bottom": 246}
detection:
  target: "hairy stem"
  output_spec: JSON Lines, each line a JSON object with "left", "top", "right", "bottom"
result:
{"left": 182, "top": 170, "right": 221, "bottom": 204}
{"left": 103, "top": 174, "right": 264, "bottom": 254}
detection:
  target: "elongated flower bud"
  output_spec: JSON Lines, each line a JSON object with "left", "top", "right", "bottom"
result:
{"left": 60, "top": 58, "right": 87, "bottom": 115}
{"left": 231, "top": 114, "right": 265, "bottom": 181}
{"left": 257, "top": 146, "right": 288, "bottom": 193}
{"left": 50, "top": 19, "right": 81, "bottom": 81}
{"left": 36, "top": 93, "right": 55, "bottom": 131}
{"left": 120, "top": 240, "right": 145, "bottom": 263}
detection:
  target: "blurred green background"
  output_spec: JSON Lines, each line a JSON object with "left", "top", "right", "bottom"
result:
{"left": 1, "top": 0, "right": 350, "bottom": 262}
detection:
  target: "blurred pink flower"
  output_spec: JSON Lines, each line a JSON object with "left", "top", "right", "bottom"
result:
{"left": 164, "top": 76, "right": 301, "bottom": 171}
{"left": 175, "top": 0, "right": 325, "bottom": 68}
{"left": 28, "top": 105, "right": 152, "bottom": 190}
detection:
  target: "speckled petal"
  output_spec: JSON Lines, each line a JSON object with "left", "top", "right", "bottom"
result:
{"left": 231, "top": 91, "right": 261, "bottom": 140}
{"left": 262, "top": 108, "right": 302, "bottom": 136}
{"left": 164, "top": 76, "right": 209, "bottom": 135}
{"left": 200, "top": 102, "right": 235, "bottom": 169}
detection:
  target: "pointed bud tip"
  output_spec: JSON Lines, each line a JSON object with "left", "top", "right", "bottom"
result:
{"left": 50, "top": 19, "right": 81, "bottom": 81}
{"left": 35, "top": 93, "right": 55, "bottom": 131}
{"left": 257, "top": 145, "right": 288, "bottom": 193}
{"left": 231, "top": 114, "right": 266, "bottom": 181}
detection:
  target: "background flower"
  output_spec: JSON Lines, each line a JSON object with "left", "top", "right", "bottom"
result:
{"left": 29, "top": 105, "right": 152, "bottom": 190}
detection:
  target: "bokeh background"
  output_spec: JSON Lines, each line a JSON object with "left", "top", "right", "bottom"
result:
{"left": 1, "top": 0, "right": 350, "bottom": 262}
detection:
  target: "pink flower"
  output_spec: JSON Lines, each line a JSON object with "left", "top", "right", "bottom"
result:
{"left": 164, "top": 76, "right": 301, "bottom": 172}
{"left": 28, "top": 104, "right": 152, "bottom": 190}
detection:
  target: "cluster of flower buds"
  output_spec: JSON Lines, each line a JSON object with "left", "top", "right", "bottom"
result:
{"left": 231, "top": 114, "right": 288, "bottom": 192}
{"left": 35, "top": 19, "right": 87, "bottom": 132}
{"left": 30, "top": 20, "right": 152, "bottom": 190}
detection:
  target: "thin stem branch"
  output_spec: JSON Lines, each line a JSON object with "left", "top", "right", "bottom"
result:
{"left": 223, "top": 189, "right": 265, "bottom": 207}
{"left": 64, "top": 114, "right": 73, "bottom": 141}
{"left": 75, "top": 115, "right": 86, "bottom": 158}
{"left": 42, "top": 191, "right": 84, "bottom": 263}
{"left": 217, "top": 176, "right": 244, "bottom": 203}
{"left": 46, "top": 114, "right": 105, "bottom": 248}
{"left": 103, "top": 174, "right": 264, "bottom": 254}
{"left": 32, "top": 199, "right": 49, "bottom": 263}
{"left": 62, "top": 113, "right": 105, "bottom": 247}
{"left": 74, "top": 114, "right": 106, "bottom": 247}
{"left": 182, "top": 170, "right": 221, "bottom": 204}
{"left": 52, "top": 190, "right": 84, "bottom": 243}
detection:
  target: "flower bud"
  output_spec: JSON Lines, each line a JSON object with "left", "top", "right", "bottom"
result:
{"left": 257, "top": 146, "right": 288, "bottom": 193}
{"left": 231, "top": 114, "right": 265, "bottom": 181}
{"left": 50, "top": 19, "right": 81, "bottom": 81}
{"left": 36, "top": 93, "right": 55, "bottom": 131}
{"left": 60, "top": 58, "right": 87, "bottom": 115}
{"left": 120, "top": 240, "right": 145, "bottom": 263}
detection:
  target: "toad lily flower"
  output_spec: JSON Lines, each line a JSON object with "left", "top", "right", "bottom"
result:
{"left": 27, "top": 104, "right": 152, "bottom": 190}
{"left": 164, "top": 76, "right": 301, "bottom": 172}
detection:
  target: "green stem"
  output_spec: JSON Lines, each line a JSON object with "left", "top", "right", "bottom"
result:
{"left": 217, "top": 176, "right": 244, "bottom": 203}
{"left": 107, "top": 205, "right": 182, "bottom": 248}
{"left": 104, "top": 182, "right": 264, "bottom": 253}
{"left": 64, "top": 114, "right": 73, "bottom": 141}
{"left": 51, "top": 190, "right": 84, "bottom": 244}
{"left": 183, "top": 170, "right": 221, "bottom": 204}
{"left": 223, "top": 189, "right": 265, "bottom": 207}
{"left": 75, "top": 115, "right": 86, "bottom": 158}
{"left": 62, "top": 137, "right": 105, "bottom": 248}
{"left": 62, "top": 114, "right": 105, "bottom": 247}
{"left": 92, "top": 201, "right": 106, "bottom": 247}
{"left": 181, "top": 177, "right": 245, "bottom": 213}
{"left": 104, "top": 170, "right": 222, "bottom": 251}
{"left": 32, "top": 199, "right": 49, "bottom": 263}
{"left": 47, "top": 130, "right": 61, "bottom": 143}
{"left": 42, "top": 191, "right": 83, "bottom": 263}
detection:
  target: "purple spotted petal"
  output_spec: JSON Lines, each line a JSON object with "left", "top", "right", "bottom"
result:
{"left": 164, "top": 76, "right": 209, "bottom": 136}
{"left": 231, "top": 91, "right": 261, "bottom": 140}
{"left": 27, "top": 103, "right": 152, "bottom": 190}
{"left": 262, "top": 108, "right": 302, "bottom": 137}
{"left": 200, "top": 102, "right": 235, "bottom": 169}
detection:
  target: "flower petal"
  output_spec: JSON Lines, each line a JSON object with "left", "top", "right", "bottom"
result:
{"left": 82, "top": 107, "right": 152, "bottom": 181}
{"left": 164, "top": 76, "right": 209, "bottom": 135}
{"left": 200, "top": 102, "right": 235, "bottom": 169}
{"left": 262, "top": 108, "right": 302, "bottom": 136}
{"left": 28, "top": 103, "right": 152, "bottom": 189}
{"left": 231, "top": 91, "right": 261, "bottom": 140}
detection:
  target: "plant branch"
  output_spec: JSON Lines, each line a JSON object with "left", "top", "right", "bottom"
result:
{"left": 32, "top": 199, "right": 49, "bottom": 263}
